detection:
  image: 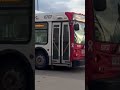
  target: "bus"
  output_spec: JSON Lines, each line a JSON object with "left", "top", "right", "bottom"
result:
{"left": 35, "top": 12, "right": 85, "bottom": 69}
{"left": 0, "top": 0, "right": 35, "bottom": 90}
{"left": 86, "top": 0, "right": 120, "bottom": 89}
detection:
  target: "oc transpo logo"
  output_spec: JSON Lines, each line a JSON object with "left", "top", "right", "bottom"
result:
{"left": 44, "top": 15, "right": 52, "bottom": 19}
{"left": 88, "top": 40, "right": 93, "bottom": 51}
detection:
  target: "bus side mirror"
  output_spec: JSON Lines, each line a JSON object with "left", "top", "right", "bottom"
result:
{"left": 74, "top": 24, "right": 79, "bottom": 31}
{"left": 93, "top": 0, "right": 106, "bottom": 11}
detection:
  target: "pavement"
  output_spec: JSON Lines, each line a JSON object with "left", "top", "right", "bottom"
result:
{"left": 35, "top": 66, "right": 85, "bottom": 90}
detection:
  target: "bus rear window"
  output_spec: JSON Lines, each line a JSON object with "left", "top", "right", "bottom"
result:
{"left": 35, "top": 22, "right": 48, "bottom": 44}
{"left": 0, "top": 10, "right": 30, "bottom": 43}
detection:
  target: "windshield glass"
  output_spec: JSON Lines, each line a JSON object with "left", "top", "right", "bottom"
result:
{"left": 94, "top": 0, "right": 120, "bottom": 43}
{"left": 74, "top": 22, "right": 85, "bottom": 44}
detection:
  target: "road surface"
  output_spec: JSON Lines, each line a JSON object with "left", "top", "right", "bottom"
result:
{"left": 35, "top": 66, "right": 85, "bottom": 90}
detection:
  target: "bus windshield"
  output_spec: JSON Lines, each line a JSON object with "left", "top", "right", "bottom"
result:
{"left": 94, "top": 0, "right": 120, "bottom": 43}
{"left": 0, "top": 10, "right": 29, "bottom": 42}
{"left": 74, "top": 22, "right": 85, "bottom": 44}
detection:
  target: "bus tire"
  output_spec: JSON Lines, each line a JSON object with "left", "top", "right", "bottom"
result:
{"left": 0, "top": 61, "right": 29, "bottom": 90}
{"left": 35, "top": 52, "right": 48, "bottom": 69}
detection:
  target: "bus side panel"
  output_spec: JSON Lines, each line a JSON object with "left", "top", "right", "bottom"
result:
{"left": 86, "top": 0, "right": 94, "bottom": 84}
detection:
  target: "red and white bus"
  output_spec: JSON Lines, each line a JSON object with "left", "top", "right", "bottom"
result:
{"left": 35, "top": 12, "right": 85, "bottom": 69}
{"left": 86, "top": 0, "right": 120, "bottom": 89}
{"left": 0, "top": 0, "right": 35, "bottom": 90}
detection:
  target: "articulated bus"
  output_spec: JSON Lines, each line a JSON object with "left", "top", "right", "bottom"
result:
{"left": 86, "top": 0, "right": 120, "bottom": 89}
{"left": 0, "top": 0, "right": 34, "bottom": 90}
{"left": 35, "top": 12, "right": 85, "bottom": 69}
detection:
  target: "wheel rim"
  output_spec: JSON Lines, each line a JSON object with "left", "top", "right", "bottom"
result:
{"left": 36, "top": 55, "right": 45, "bottom": 66}
{"left": 1, "top": 69, "right": 25, "bottom": 90}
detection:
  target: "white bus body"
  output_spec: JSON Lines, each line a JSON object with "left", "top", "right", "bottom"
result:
{"left": 35, "top": 12, "right": 85, "bottom": 69}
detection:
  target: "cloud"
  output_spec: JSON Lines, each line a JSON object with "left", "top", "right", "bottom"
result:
{"left": 35, "top": 0, "right": 85, "bottom": 14}
{"left": 35, "top": 10, "right": 44, "bottom": 13}
{"left": 67, "top": 0, "right": 85, "bottom": 14}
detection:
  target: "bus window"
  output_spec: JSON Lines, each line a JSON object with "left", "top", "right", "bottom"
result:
{"left": 0, "top": 10, "right": 29, "bottom": 42}
{"left": 35, "top": 22, "right": 48, "bottom": 44}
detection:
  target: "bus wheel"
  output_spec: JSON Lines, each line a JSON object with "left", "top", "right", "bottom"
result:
{"left": 0, "top": 64, "right": 27, "bottom": 90}
{"left": 35, "top": 52, "right": 48, "bottom": 69}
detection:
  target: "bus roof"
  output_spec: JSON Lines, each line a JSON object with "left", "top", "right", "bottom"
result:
{"left": 35, "top": 12, "right": 85, "bottom": 22}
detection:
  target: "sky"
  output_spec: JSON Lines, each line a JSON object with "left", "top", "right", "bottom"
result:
{"left": 35, "top": 0, "right": 85, "bottom": 14}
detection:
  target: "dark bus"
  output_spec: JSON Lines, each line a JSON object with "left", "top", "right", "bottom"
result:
{"left": 0, "top": 0, "right": 35, "bottom": 90}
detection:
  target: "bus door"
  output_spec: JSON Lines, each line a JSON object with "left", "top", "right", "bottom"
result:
{"left": 61, "top": 22, "right": 70, "bottom": 64}
{"left": 52, "top": 22, "right": 70, "bottom": 65}
{"left": 52, "top": 22, "right": 61, "bottom": 63}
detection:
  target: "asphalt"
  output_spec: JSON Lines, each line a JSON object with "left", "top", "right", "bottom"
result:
{"left": 35, "top": 66, "right": 85, "bottom": 90}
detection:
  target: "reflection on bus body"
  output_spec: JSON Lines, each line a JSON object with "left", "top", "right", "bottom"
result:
{"left": 94, "top": 0, "right": 120, "bottom": 43}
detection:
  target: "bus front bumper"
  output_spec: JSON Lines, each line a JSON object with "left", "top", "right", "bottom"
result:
{"left": 72, "top": 59, "right": 85, "bottom": 67}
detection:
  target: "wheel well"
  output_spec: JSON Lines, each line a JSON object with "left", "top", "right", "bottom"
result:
{"left": 0, "top": 50, "right": 33, "bottom": 78}
{"left": 0, "top": 50, "right": 34, "bottom": 90}
{"left": 1, "top": 51, "right": 27, "bottom": 65}
{"left": 35, "top": 47, "right": 49, "bottom": 60}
